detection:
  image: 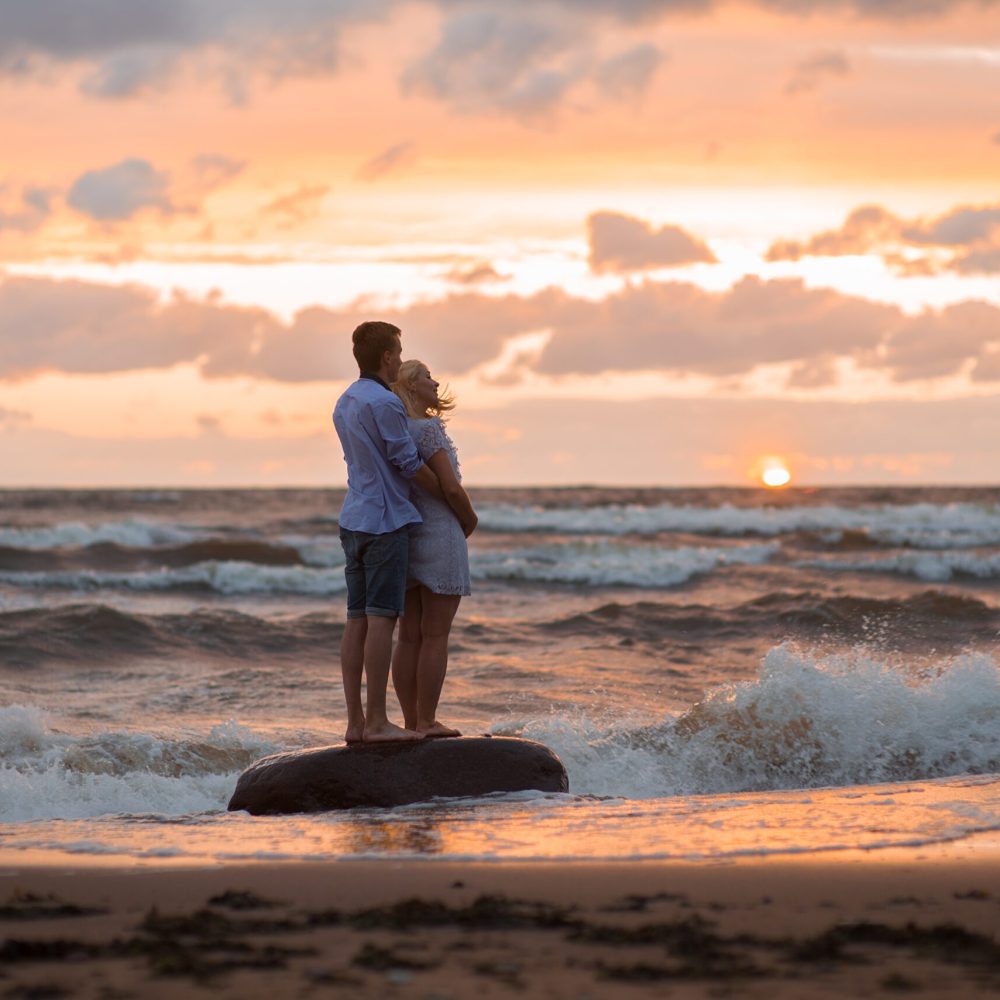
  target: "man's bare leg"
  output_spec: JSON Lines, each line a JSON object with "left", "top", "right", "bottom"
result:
{"left": 340, "top": 617, "right": 367, "bottom": 742}
{"left": 416, "top": 589, "right": 462, "bottom": 737}
{"left": 363, "top": 613, "right": 424, "bottom": 742}
{"left": 391, "top": 587, "right": 422, "bottom": 730}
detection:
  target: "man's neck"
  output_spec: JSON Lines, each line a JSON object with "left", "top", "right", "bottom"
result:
{"left": 360, "top": 371, "right": 391, "bottom": 390}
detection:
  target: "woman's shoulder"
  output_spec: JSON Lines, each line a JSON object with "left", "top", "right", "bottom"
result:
{"left": 408, "top": 415, "right": 445, "bottom": 430}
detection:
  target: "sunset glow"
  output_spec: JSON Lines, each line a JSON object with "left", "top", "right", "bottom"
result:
{"left": 1, "top": 1, "right": 999, "bottom": 485}
{"left": 761, "top": 461, "right": 793, "bottom": 489}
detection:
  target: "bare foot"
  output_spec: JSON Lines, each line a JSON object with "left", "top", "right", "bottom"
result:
{"left": 344, "top": 717, "right": 365, "bottom": 744}
{"left": 417, "top": 721, "right": 462, "bottom": 738}
{"left": 363, "top": 721, "right": 425, "bottom": 743}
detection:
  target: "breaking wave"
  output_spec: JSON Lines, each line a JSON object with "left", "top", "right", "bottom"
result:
{"left": 474, "top": 541, "right": 778, "bottom": 588}
{"left": 797, "top": 550, "right": 1000, "bottom": 583}
{"left": 498, "top": 645, "right": 1000, "bottom": 798}
{"left": 0, "top": 705, "right": 277, "bottom": 822}
{"left": 477, "top": 500, "right": 1000, "bottom": 549}
{"left": 4, "top": 645, "right": 999, "bottom": 821}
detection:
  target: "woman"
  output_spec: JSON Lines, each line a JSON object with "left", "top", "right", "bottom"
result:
{"left": 390, "top": 360, "right": 477, "bottom": 738}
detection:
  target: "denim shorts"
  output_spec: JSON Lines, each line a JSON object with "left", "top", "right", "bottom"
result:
{"left": 339, "top": 526, "right": 410, "bottom": 619}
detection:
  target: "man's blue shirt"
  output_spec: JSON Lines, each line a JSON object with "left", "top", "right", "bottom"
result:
{"left": 333, "top": 376, "right": 424, "bottom": 534}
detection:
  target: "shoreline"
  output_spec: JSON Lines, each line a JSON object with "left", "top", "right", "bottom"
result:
{"left": 3, "top": 836, "right": 999, "bottom": 997}
{"left": 3, "top": 825, "right": 1000, "bottom": 871}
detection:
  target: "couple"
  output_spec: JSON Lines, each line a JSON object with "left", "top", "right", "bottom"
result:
{"left": 332, "top": 320, "right": 478, "bottom": 743}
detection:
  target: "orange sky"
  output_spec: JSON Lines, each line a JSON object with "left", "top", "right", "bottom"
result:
{"left": 1, "top": 0, "right": 998, "bottom": 486}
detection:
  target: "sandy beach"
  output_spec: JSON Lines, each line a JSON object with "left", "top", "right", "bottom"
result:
{"left": 2, "top": 836, "right": 999, "bottom": 999}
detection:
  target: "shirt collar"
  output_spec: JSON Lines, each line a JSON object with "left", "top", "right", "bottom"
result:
{"left": 359, "top": 371, "right": 391, "bottom": 391}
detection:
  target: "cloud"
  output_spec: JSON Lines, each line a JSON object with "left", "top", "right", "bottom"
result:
{"left": 62, "top": 155, "right": 245, "bottom": 224}
{"left": 262, "top": 185, "right": 330, "bottom": 225}
{"left": 767, "top": 204, "right": 899, "bottom": 259}
{"left": 904, "top": 205, "right": 1000, "bottom": 246}
{"left": 0, "top": 186, "right": 53, "bottom": 233}
{"left": 767, "top": 200, "right": 1000, "bottom": 274}
{"left": 443, "top": 262, "right": 509, "bottom": 285}
{"left": 953, "top": 247, "right": 1000, "bottom": 274}
{"left": 0, "top": 1, "right": 391, "bottom": 99}
{"left": 588, "top": 211, "right": 716, "bottom": 272}
{"left": 4, "top": 270, "right": 1000, "bottom": 389}
{"left": 784, "top": 49, "right": 850, "bottom": 95}
{"left": 432, "top": 0, "right": 993, "bottom": 20}
{"left": 0, "top": 275, "right": 280, "bottom": 380}
{"left": 79, "top": 46, "right": 178, "bottom": 98}
{"left": 1, "top": 0, "right": 987, "bottom": 112}
{"left": 785, "top": 355, "right": 840, "bottom": 389}
{"left": 191, "top": 154, "right": 246, "bottom": 190}
{"left": 594, "top": 43, "right": 665, "bottom": 100}
{"left": 535, "top": 275, "right": 898, "bottom": 379}
{"left": 401, "top": 9, "right": 584, "bottom": 122}
{"left": 195, "top": 413, "right": 224, "bottom": 435}
{"left": 356, "top": 141, "right": 418, "bottom": 182}
{"left": 67, "top": 158, "right": 173, "bottom": 220}
{"left": 402, "top": 10, "right": 675, "bottom": 122}
{"left": 881, "top": 300, "right": 1000, "bottom": 381}
{"left": 0, "top": 405, "right": 30, "bottom": 428}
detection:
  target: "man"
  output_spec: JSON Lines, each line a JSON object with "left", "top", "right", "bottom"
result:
{"left": 333, "top": 320, "right": 445, "bottom": 743}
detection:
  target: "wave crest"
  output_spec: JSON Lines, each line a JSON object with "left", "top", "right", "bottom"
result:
{"left": 496, "top": 646, "right": 1000, "bottom": 797}
{"left": 0, "top": 707, "right": 277, "bottom": 821}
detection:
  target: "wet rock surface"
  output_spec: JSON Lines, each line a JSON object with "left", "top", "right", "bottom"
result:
{"left": 227, "top": 736, "right": 569, "bottom": 814}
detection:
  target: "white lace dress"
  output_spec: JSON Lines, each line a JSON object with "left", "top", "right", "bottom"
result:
{"left": 406, "top": 417, "right": 471, "bottom": 596}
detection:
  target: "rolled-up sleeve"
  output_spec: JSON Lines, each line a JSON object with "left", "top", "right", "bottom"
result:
{"left": 376, "top": 399, "right": 423, "bottom": 479}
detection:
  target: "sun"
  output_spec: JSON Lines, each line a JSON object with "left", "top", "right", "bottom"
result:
{"left": 759, "top": 457, "right": 792, "bottom": 489}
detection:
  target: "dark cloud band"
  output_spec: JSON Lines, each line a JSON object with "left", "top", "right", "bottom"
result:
{"left": 2, "top": 270, "right": 998, "bottom": 388}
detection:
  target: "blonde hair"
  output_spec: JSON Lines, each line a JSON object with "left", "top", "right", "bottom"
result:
{"left": 391, "top": 360, "right": 456, "bottom": 420}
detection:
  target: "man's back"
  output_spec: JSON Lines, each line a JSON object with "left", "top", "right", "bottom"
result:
{"left": 334, "top": 377, "right": 423, "bottom": 534}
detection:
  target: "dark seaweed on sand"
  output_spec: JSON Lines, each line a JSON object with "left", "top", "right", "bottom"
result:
{"left": 3, "top": 888, "right": 1000, "bottom": 989}
{"left": 0, "top": 891, "right": 105, "bottom": 921}
{"left": 790, "top": 920, "right": 1000, "bottom": 970}
{"left": 347, "top": 894, "right": 579, "bottom": 931}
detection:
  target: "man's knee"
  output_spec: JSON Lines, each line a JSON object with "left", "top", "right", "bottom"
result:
{"left": 344, "top": 617, "right": 368, "bottom": 635}
{"left": 365, "top": 612, "right": 398, "bottom": 635}
{"left": 342, "top": 617, "right": 368, "bottom": 650}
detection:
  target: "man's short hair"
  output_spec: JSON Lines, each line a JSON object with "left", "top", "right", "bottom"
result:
{"left": 352, "top": 321, "right": 401, "bottom": 372}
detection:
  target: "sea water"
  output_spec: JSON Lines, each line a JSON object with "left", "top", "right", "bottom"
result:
{"left": 1, "top": 486, "right": 999, "bottom": 864}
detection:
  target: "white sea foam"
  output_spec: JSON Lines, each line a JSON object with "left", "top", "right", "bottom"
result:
{"left": 796, "top": 550, "right": 1000, "bottom": 582}
{"left": 0, "top": 705, "right": 277, "bottom": 821}
{"left": 472, "top": 541, "right": 778, "bottom": 588}
{"left": 0, "top": 543, "right": 772, "bottom": 593}
{"left": 5, "top": 503, "right": 1000, "bottom": 577}
{"left": 477, "top": 501, "right": 1000, "bottom": 548}
{"left": 278, "top": 535, "right": 345, "bottom": 568}
{"left": 0, "top": 520, "right": 204, "bottom": 550}
{"left": 496, "top": 646, "right": 1000, "bottom": 799}
{"left": 0, "top": 561, "right": 347, "bottom": 595}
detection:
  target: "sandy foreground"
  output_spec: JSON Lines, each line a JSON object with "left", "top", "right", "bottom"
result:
{"left": 2, "top": 837, "right": 999, "bottom": 999}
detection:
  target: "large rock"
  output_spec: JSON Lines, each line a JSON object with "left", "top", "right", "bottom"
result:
{"left": 227, "top": 735, "right": 568, "bottom": 815}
